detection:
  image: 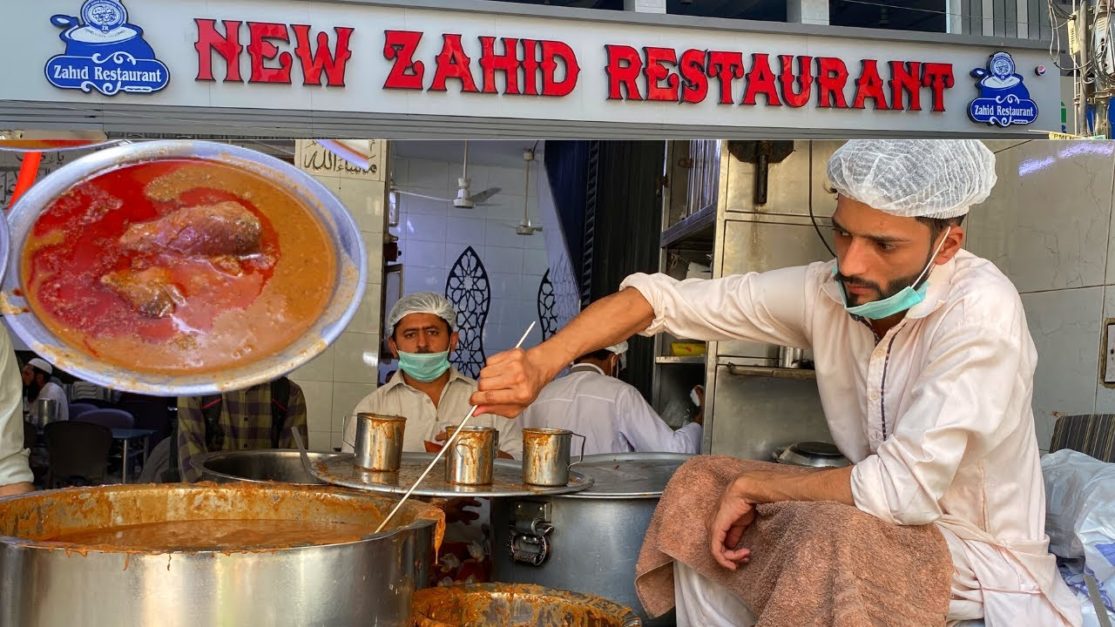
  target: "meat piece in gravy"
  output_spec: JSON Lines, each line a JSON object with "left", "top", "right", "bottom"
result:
{"left": 119, "top": 200, "right": 262, "bottom": 257}
{"left": 101, "top": 267, "right": 185, "bottom": 318}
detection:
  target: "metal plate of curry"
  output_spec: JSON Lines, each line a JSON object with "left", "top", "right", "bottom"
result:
{"left": 2, "top": 140, "right": 366, "bottom": 395}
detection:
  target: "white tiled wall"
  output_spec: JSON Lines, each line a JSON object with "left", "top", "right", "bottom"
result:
{"left": 968, "top": 140, "right": 1115, "bottom": 449}
{"left": 390, "top": 153, "right": 548, "bottom": 358}
{"left": 288, "top": 140, "right": 387, "bottom": 451}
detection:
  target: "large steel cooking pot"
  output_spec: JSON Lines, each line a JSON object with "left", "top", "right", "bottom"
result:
{"left": 2, "top": 139, "right": 367, "bottom": 396}
{"left": 197, "top": 449, "right": 343, "bottom": 484}
{"left": 491, "top": 453, "right": 690, "bottom": 626}
{"left": 0, "top": 483, "right": 443, "bottom": 627}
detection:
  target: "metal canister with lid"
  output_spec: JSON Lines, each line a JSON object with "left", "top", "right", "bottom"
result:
{"left": 491, "top": 452, "right": 691, "bottom": 626}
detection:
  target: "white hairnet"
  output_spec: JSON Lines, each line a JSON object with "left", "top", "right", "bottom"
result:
{"left": 387, "top": 292, "right": 457, "bottom": 333}
{"left": 827, "top": 140, "right": 996, "bottom": 219}
{"left": 605, "top": 341, "right": 628, "bottom": 370}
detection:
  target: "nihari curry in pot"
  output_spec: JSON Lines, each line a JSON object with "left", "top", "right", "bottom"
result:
{"left": 21, "top": 158, "right": 336, "bottom": 374}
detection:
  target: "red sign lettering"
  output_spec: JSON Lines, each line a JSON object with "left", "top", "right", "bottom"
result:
{"left": 195, "top": 19, "right": 350, "bottom": 86}
{"left": 383, "top": 30, "right": 425, "bottom": 90}
{"left": 540, "top": 40, "right": 580, "bottom": 97}
{"left": 605, "top": 44, "right": 643, "bottom": 101}
{"left": 430, "top": 34, "right": 479, "bottom": 93}
{"left": 779, "top": 55, "right": 812, "bottom": 108}
{"left": 193, "top": 23, "right": 960, "bottom": 115}
{"left": 291, "top": 25, "right": 353, "bottom": 87}
{"left": 742, "top": 53, "right": 780, "bottom": 106}
{"left": 195, "top": 19, "right": 243, "bottom": 82}
{"left": 707, "top": 51, "right": 744, "bottom": 105}
{"left": 247, "top": 22, "right": 293, "bottom": 84}
{"left": 889, "top": 61, "right": 922, "bottom": 111}
{"left": 921, "top": 63, "right": 954, "bottom": 112}
{"left": 643, "top": 46, "right": 678, "bottom": 102}
{"left": 479, "top": 36, "right": 521, "bottom": 95}
{"left": 816, "top": 57, "right": 849, "bottom": 109}
{"left": 678, "top": 49, "right": 708, "bottom": 104}
{"left": 851, "top": 59, "right": 889, "bottom": 110}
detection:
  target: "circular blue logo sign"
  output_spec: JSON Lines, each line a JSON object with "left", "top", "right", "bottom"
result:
{"left": 81, "top": 0, "right": 127, "bottom": 32}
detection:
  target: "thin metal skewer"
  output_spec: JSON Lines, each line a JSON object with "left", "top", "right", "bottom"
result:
{"left": 374, "top": 321, "right": 536, "bottom": 533}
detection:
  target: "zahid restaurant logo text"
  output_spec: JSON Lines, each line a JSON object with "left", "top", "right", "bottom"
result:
{"left": 45, "top": 0, "right": 169, "bottom": 95}
{"left": 192, "top": 20, "right": 957, "bottom": 113}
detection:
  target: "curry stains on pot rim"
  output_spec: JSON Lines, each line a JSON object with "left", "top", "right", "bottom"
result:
{"left": 410, "top": 582, "right": 642, "bottom": 627}
{"left": 0, "top": 482, "right": 444, "bottom": 557}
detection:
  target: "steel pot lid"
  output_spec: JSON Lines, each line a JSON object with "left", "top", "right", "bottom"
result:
{"left": 561, "top": 452, "right": 692, "bottom": 499}
{"left": 2, "top": 140, "right": 367, "bottom": 396}
{"left": 775, "top": 441, "right": 850, "bottom": 468}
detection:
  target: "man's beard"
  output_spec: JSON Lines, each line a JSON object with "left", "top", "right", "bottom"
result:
{"left": 24, "top": 381, "right": 42, "bottom": 401}
{"left": 835, "top": 270, "right": 922, "bottom": 307}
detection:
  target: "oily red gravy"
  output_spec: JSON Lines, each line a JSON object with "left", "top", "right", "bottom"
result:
{"left": 21, "top": 158, "right": 336, "bottom": 374}
{"left": 46, "top": 518, "right": 374, "bottom": 551}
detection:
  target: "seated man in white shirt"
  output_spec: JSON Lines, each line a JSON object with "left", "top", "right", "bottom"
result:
{"left": 1, "top": 327, "right": 34, "bottom": 496}
{"left": 345, "top": 292, "right": 521, "bottom": 458}
{"left": 520, "top": 341, "right": 700, "bottom": 455}
{"left": 346, "top": 292, "right": 522, "bottom": 585}
{"left": 473, "top": 140, "right": 1080, "bottom": 626}
{"left": 22, "top": 357, "right": 69, "bottom": 424}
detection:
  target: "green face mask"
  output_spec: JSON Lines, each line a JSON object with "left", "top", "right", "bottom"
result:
{"left": 835, "top": 227, "right": 950, "bottom": 321}
{"left": 397, "top": 351, "right": 451, "bottom": 382}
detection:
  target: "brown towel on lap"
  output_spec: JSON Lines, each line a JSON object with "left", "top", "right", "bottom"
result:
{"left": 635, "top": 456, "right": 953, "bottom": 626}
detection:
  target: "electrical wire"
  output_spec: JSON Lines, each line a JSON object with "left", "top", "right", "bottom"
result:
{"left": 807, "top": 143, "right": 836, "bottom": 258}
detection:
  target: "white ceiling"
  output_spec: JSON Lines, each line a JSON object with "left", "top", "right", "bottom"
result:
{"left": 392, "top": 140, "right": 542, "bottom": 168}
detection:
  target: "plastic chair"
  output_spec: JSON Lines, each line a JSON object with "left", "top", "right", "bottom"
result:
{"left": 44, "top": 421, "right": 112, "bottom": 488}
{"left": 68, "top": 402, "right": 99, "bottom": 420}
{"left": 73, "top": 408, "right": 135, "bottom": 429}
{"left": 117, "top": 395, "right": 172, "bottom": 447}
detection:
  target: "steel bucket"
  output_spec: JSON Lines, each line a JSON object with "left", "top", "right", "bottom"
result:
{"left": 0, "top": 483, "right": 444, "bottom": 627}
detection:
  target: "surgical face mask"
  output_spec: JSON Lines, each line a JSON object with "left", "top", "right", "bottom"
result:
{"left": 836, "top": 227, "right": 951, "bottom": 321}
{"left": 397, "top": 350, "right": 451, "bottom": 382}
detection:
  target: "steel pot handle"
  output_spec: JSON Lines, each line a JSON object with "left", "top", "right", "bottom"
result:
{"left": 570, "top": 432, "right": 586, "bottom": 466}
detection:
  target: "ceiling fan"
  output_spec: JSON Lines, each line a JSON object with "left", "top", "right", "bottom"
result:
{"left": 486, "top": 145, "right": 544, "bottom": 236}
{"left": 391, "top": 140, "right": 501, "bottom": 209}
{"left": 514, "top": 146, "right": 543, "bottom": 236}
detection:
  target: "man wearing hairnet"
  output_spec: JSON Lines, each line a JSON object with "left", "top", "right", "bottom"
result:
{"left": 347, "top": 292, "right": 522, "bottom": 585}
{"left": 473, "top": 140, "right": 1080, "bottom": 625}
{"left": 345, "top": 291, "right": 522, "bottom": 458}
{"left": 520, "top": 341, "right": 701, "bottom": 455}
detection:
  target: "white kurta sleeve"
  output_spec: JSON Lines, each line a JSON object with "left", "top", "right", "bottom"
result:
{"left": 851, "top": 322, "right": 1026, "bottom": 526}
{"left": 615, "top": 386, "right": 702, "bottom": 454}
{"left": 0, "top": 328, "right": 33, "bottom": 487}
{"left": 619, "top": 267, "right": 813, "bottom": 347}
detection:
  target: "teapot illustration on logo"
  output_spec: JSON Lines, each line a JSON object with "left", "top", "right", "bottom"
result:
{"left": 967, "top": 51, "right": 1037, "bottom": 127}
{"left": 44, "top": 0, "right": 169, "bottom": 96}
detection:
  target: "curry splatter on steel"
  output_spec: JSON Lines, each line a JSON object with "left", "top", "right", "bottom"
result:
{"left": 0, "top": 483, "right": 443, "bottom": 627}
{"left": 409, "top": 583, "right": 641, "bottom": 627}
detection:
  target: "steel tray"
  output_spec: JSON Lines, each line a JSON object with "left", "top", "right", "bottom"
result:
{"left": 307, "top": 453, "right": 593, "bottom": 498}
